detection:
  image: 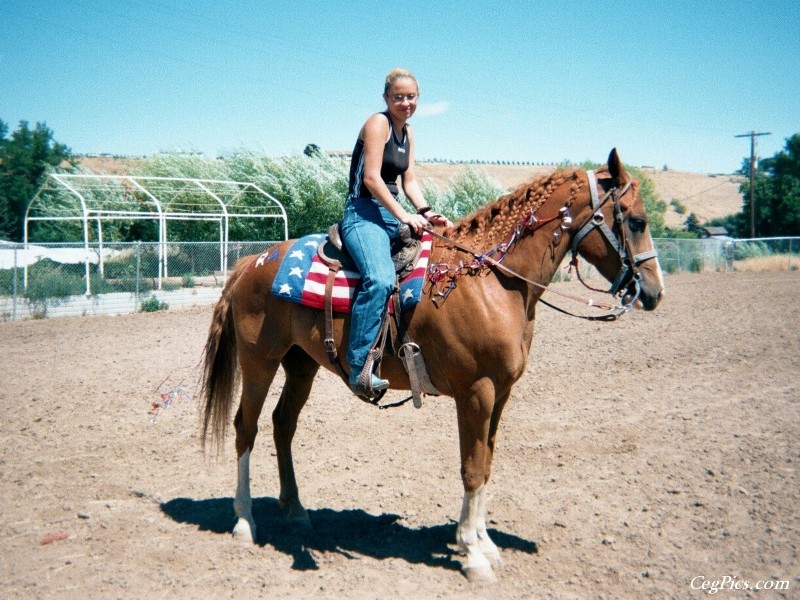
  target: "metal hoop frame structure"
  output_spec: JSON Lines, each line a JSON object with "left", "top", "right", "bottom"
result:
{"left": 24, "top": 174, "right": 288, "bottom": 295}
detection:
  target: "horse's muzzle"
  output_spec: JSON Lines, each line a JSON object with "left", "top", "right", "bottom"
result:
{"left": 623, "top": 276, "right": 663, "bottom": 311}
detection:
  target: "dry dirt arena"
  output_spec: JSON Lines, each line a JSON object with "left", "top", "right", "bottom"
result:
{"left": 1, "top": 271, "right": 798, "bottom": 599}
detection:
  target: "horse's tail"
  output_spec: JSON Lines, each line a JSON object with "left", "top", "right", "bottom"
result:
{"left": 200, "top": 259, "right": 248, "bottom": 450}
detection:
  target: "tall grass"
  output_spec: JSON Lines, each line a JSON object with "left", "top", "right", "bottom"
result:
{"left": 134, "top": 152, "right": 507, "bottom": 238}
{"left": 734, "top": 254, "right": 798, "bottom": 272}
{"left": 138, "top": 151, "right": 348, "bottom": 238}
{"left": 421, "top": 168, "right": 507, "bottom": 218}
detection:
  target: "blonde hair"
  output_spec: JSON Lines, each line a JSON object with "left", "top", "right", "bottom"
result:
{"left": 384, "top": 68, "right": 418, "bottom": 95}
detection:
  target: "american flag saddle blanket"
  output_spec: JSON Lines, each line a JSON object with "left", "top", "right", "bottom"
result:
{"left": 262, "top": 232, "right": 432, "bottom": 314}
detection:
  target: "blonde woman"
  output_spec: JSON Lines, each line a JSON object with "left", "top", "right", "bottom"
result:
{"left": 341, "top": 68, "right": 450, "bottom": 396}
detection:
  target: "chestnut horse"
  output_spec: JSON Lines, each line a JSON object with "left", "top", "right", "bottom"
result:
{"left": 200, "top": 149, "right": 664, "bottom": 582}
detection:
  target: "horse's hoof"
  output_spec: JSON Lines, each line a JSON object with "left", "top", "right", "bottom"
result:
{"left": 232, "top": 518, "right": 256, "bottom": 544}
{"left": 484, "top": 551, "right": 504, "bottom": 569}
{"left": 463, "top": 564, "right": 497, "bottom": 584}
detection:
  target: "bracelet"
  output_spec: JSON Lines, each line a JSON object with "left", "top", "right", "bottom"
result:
{"left": 416, "top": 206, "right": 432, "bottom": 215}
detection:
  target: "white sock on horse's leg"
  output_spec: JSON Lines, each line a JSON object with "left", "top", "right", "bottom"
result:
{"left": 456, "top": 485, "right": 496, "bottom": 582}
{"left": 232, "top": 448, "right": 256, "bottom": 543}
{"left": 476, "top": 484, "right": 502, "bottom": 567}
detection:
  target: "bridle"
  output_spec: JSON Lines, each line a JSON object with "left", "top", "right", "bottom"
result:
{"left": 424, "top": 168, "right": 658, "bottom": 321}
{"left": 569, "top": 170, "right": 658, "bottom": 307}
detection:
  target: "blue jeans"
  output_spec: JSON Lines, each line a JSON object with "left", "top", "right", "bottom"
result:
{"left": 340, "top": 197, "right": 400, "bottom": 371}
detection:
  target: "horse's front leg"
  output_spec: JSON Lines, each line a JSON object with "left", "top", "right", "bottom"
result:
{"left": 476, "top": 387, "right": 512, "bottom": 568}
{"left": 455, "top": 380, "right": 502, "bottom": 583}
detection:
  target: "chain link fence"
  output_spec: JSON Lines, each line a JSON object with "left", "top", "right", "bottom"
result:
{"left": 655, "top": 237, "right": 798, "bottom": 273}
{"left": 0, "top": 240, "right": 277, "bottom": 320}
{"left": 1, "top": 237, "right": 797, "bottom": 321}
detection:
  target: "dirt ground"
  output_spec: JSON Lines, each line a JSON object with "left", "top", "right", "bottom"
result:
{"left": 1, "top": 271, "right": 798, "bottom": 599}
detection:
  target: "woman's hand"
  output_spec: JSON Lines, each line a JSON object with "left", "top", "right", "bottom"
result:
{"left": 421, "top": 210, "right": 453, "bottom": 228}
{"left": 401, "top": 212, "right": 430, "bottom": 236}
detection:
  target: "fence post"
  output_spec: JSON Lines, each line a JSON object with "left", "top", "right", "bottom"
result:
{"left": 12, "top": 245, "right": 18, "bottom": 321}
{"left": 135, "top": 241, "right": 141, "bottom": 312}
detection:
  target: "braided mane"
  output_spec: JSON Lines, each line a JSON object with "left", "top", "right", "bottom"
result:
{"left": 444, "top": 168, "right": 585, "bottom": 250}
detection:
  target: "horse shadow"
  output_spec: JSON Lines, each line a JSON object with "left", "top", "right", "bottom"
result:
{"left": 161, "top": 496, "right": 538, "bottom": 572}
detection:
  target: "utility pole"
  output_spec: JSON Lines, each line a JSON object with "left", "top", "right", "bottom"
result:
{"left": 735, "top": 130, "right": 771, "bottom": 238}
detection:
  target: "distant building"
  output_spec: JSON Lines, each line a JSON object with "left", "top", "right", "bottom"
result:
{"left": 700, "top": 226, "right": 731, "bottom": 239}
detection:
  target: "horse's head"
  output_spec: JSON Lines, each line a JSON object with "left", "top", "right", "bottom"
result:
{"left": 569, "top": 149, "right": 664, "bottom": 311}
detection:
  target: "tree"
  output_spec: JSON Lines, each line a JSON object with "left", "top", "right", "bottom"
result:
{"left": 684, "top": 212, "right": 702, "bottom": 236}
{"left": 0, "top": 120, "right": 74, "bottom": 241}
{"left": 737, "top": 133, "right": 800, "bottom": 237}
{"left": 303, "top": 143, "right": 322, "bottom": 158}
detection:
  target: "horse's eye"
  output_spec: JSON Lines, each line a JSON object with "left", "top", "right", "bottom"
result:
{"left": 627, "top": 216, "right": 646, "bottom": 234}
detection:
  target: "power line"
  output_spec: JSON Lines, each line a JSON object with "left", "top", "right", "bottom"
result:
{"left": 735, "top": 131, "right": 771, "bottom": 237}
{"left": 676, "top": 180, "right": 731, "bottom": 202}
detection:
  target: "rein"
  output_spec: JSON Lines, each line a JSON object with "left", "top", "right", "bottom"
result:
{"left": 423, "top": 223, "right": 630, "bottom": 321}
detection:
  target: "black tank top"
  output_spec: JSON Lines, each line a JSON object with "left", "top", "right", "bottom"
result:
{"left": 347, "top": 111, "right": 409, "bottom": 199}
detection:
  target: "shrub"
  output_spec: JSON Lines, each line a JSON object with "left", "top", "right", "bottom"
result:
{"left": 662, "top": 260, "right": 680, "bottom": 274}
{"left": 733, "top": 241, "right": 770, "bottom": 260}
{"left": 671, "top": 198, "right": 687, "bottom": 214}
{"left": 140, "top": 296, "right": 168, "bottom": 312}
{"left": 0, "top": 268, "right": 19, "bottom": 296}
{"left": 22, "top": 260, "right": 86, "bottom": 317}
{"left": 424, "top": 168, "right": 506, "bottom": 218}
{"left": 25, "top": 261, "right": 85, "bottom": 301}
{"left": 688, "top": 255, "right": 704, "bottom": 272}
{"left": 628, "top": 167, "right": 666, "bottom": 238}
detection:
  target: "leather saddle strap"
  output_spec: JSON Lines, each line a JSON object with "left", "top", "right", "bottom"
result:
{"left": 323, "top": 259, "right": 351, "bottom": 385}
{"left": 322, "top": 259, "right": 392, "bottom": 405}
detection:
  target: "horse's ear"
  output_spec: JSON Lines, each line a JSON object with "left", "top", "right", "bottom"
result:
{"left": 607, "top": 148, "right": 626, "bottom": 183}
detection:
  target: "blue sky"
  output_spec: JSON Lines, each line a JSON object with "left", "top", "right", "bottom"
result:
{"left": 2, "top": 1, "right": 798, "bottom": 174}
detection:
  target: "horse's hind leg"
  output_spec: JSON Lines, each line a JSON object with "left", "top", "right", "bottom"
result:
{"left": 273, "top": 346, "right": 320, "bottom": 528}
{"left": 232, "top": 359, "right": 280, "bottom": 544}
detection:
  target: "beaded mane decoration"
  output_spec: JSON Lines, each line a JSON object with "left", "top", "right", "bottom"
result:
{"left": 427, "top": 170, "right": 586, "bottom": 303}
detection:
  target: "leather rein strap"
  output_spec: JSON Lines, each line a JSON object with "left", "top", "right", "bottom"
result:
{"left": 424, "top": 227, "right": 627, "bottom": 321}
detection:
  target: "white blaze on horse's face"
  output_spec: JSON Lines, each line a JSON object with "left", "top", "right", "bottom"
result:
{"left": 618, "top": 189, "right": 665, "bottom": 310}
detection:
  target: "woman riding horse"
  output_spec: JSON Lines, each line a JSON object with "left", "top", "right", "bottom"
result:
{"left": 201, "top": 148, "right": 664, "bottom": 582}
